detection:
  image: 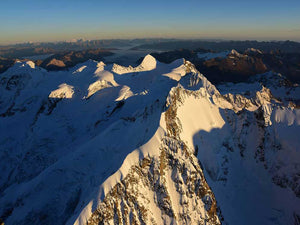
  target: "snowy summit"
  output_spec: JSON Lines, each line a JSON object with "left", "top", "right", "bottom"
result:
{"left": 0, "top": 55, "right": 299, "bottom": 225}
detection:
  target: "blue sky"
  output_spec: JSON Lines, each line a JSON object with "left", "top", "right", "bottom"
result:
{"left": 0, "top": 0, "right": 299, "bottom": 44}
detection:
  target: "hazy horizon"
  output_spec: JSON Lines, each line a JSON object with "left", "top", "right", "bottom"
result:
{"left": 2, "top": 37, "right": 300, "bottom": 46}
{"left": 1, "top": 0, "right": 300, "bottom": 45}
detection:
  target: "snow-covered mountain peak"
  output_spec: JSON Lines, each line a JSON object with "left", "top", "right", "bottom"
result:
{"left": 3, "top": 60, "right": 41, "bottom": 77}
{"left": 71, "top": 60, "right": 105, "bottom": 74}
{"left": 139, "top": 54, "right": 157, "bottom": 70}
{"left": 49, "top": 83, "right": 75, "bottom": 99}
{"left": 0, "top": 55, "right": 299, "bottom": 225}
{"left": 197, "top": 49, "right": 243, "bottom": 60}
{"left": 197, "top": 50, "right": 231, "bottom": 60}
{"left": 245, "top": 48, "right": 263, "bottom": 55}
{"left": 111, "top": 54, "right": 157, "bottom": 75}
{"left": 23, "top": 60, "right": 36, "bottom": 69}
{"left": 228, "top": 49, "right": 243, "bottom": 57}
{"left": 13, "top": 60, "right": 36, "bottom": 69}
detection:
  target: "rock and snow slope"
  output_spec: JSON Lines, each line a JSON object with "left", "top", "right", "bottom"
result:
{"left": 0, "top": 55, "right": 299, "bottom": 225}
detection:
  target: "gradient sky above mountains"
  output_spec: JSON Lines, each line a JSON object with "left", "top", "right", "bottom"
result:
{"left": 1, "top": 0, "right": 300, "bottom": 44}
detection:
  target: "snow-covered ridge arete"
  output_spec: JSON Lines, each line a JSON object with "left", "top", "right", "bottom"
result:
{"left": 197, "top": 49, "right": 243, "bottom": 60}
{"left": 0, "top": 54, "right": 299, "bottom": 225}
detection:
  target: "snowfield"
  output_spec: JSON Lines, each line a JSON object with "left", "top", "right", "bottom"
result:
{"left": 0, "top": 54, "right": 299, "bottom": 225}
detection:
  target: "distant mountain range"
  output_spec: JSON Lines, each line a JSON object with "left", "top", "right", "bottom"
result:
{"left": 1, "top": 39, "right": 300, "bottom": 59}
{"left": 0, "top": 39, "right": 174, "bottom": 59}
{"left": 1, "top": 40, "right": 300, "bottom": 85}
{"left": 133, "top": 40, "right": 300, "bottom": 53}
{"left": 143, "top": 48, "right": 300, "bottom": 84}
{"left": 0, "top": 49, "right": 114, "bottom": 74}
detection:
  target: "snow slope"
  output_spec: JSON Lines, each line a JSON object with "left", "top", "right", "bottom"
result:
{"left": 197, "top": 51, "right": 231, "bottom": 60}
{"left": 0, "top": 56, "right": 299, "bottom": 225}
{"left": 197, "top": 50, "right": 243, "bottom": 60}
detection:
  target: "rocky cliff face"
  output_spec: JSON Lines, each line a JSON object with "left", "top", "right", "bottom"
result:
{"left": 88, "top": 84, "right": 222, "bottom": 225}
{"left": 0, "top": 55, "right": 299, "bottom": 225}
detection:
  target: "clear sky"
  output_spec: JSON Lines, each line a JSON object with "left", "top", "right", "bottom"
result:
{"left": 0, "top": 0, "right": 300, "bottom": 44}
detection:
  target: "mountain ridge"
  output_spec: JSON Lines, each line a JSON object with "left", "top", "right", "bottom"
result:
{"left": 0, "top": 56, "right": 299, "bottom": 225}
